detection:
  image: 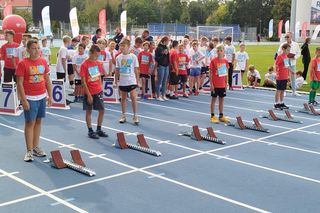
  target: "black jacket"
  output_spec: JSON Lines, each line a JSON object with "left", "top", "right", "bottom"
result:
{"left": 301, "top": 43, "right": 311, "bottom": 64}
{"left": 155, "top": 43, "right": 169, "bottom": 66}
{"left": 113, "top": 33, "right": 124, "bottom": 50}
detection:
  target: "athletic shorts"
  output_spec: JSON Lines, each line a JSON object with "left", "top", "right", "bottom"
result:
{"left": 67, "top": 64, "right": 74, "bottom": 75}
{"left": 276, "top": 80, "right": 287, "bottom": 91}
{"left": 169, "top": 72, "right": 179, "bottom": 85}
{"left": 24, "top": 98, "right": 46, "bottom": 122}
{"left": 211, "top": 88, "right": 226, "bottom": 98}
{"left": 201, "top": 66, "right": 209, "bottom": 74}
{"left": 119, "top": 85, "right": 137, "bottom": 93}
{"left": 56, "top": 73, "right": 66, "bottom": 81}
{"left": 75, "top": 79, "right": 82, "bottom": 86}
{"left": 310, "top": 81, "right": 320, "bottom": 90}
{"left": 179, "top": 75, "right": 188, "bottom": 83}
{"left": 190, "top": 67, "right": 201, "bottom": 77}
{"left": 241, "top": 70, "right": 245, "bottom": 73}
{"left": 3, "top": 68, "right": 16, "bottom": 83}
{"left": 140, "top": 73, "right": 150, "bottom": 79}
{"left": 83, "top": 91, "right": 104, "bottom": 111}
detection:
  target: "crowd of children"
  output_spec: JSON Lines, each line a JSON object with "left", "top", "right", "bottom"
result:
{"left": 0, "top": 28, "right": 320, "bottom": 162}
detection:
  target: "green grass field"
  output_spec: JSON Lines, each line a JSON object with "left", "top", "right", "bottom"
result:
{"left": 50, "top": 44, "right": 316, "bottom": 92}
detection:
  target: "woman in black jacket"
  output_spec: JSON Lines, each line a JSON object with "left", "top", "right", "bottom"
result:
{"left": 155, "top": 36, "right": 170, "bottom": 101}
{"left": 301, "top": 37, "right": 311, "bottom": 82}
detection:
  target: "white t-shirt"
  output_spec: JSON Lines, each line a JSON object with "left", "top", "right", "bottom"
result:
{"left": 72, "top": 53, "right": 88, "bottom": 80}
{"left": 41, "top": 47, "right": 51, "bottom": 65}
{"left": 224, "top": 44, "right": 235, "bottom": 63}
{"left": 116, "top": 53, "right": 139, "bottom": 86}
{"left": 102, "top": 51, "right": 112, "bottom": 76}
{"left": 205, "top": 49, "right": 217, "bottom": 66}
{"left": 56, "top": 46, "right": 68, "bottom": 73}
{"left": 189, "top": 49, "right": 204, "bottom": 68}
{"left": 277, "top": 41, "right": 301, "bottom": 66}
{"left": 265, "top": 72, "right": 276, "bottom": 82}
{"left": 296, "top": 76, "right": 304, "bottom": 89}
{"left": 235, "top": 51, "right": 249, "bottom": 70}
{"left": 67, "top": 49, "right": 77, "bottom": 65}
{"left": 247, "top": 69, "right": 261, "bottom": 79}
{"left": 15, "top": 45, "right": 26, "bottom": 61}
{"left": 130, "top": 46, "right": 141, "bottom": 57}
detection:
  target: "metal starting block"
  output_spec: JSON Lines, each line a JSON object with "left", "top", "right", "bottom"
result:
{"left": 262, "top": 110, "right": 303, "bottom": 124}
{"left": 116, "top": 132, "right": 162, "bottom": 157}
{"left": 181, "top": 125, "right": 226, "bottom": 145}
{"left": 50, "top": 150, "right": 96, "bottom": 176}
{"left": 309, "top": 105, "right": 320, "bottom": 116}
{"left": 227, "top": 117, "right": 269, "bottom": 133}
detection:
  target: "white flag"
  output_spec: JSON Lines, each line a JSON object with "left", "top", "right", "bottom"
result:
{"left": 41, "top": 6, "right": 52, "bottom": 37}
{"left": 120, "top": 11, "right": 127, "bottom": 37}
{"left": 295, "top": 22, "right": 300, "bottom": 40}
{"left": 69, "top": 7, "right": 79, "bottom": 38}
{"left": 268, "top": 19, "right": 273, "bottom": 38}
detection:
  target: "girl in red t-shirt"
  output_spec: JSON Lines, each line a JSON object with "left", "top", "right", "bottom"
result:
{"left": 274, "top": 43, "right": 291, "bottom": 110}
{"left": 138, "top": 42, "right": 153, "bottom": 99}
{"left": 209, "top": 44, "right": 229, "bottom": 123}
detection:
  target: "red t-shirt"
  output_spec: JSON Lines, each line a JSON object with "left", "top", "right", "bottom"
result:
{"left": 15, "top": 58, "right": 49, "bottom": 96}
{"left": 138, "top": 51, "right": 152, "bottom": 74}
{"left": 275, "top": 53, "right": 289, "bottom": 80}
{"left": 1, "top": 42, "right": 20, "bottom": 69}
{"left": 176, "top": 53, "right": 189, "bottom": 75}
{"left": 80, "top": 59, "right": 103, "bottom": 95}
{"left": 210, "top": 57, "right": 229, "bottom": 88}
{"left": 310, "top": 57, "right": 320, "bottom": 81}
{"left": 169, "top": 49, "right": 178, "bottom": 72}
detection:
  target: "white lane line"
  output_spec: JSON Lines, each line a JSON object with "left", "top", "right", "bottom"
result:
{"left": 216, "top": 155, "right": 230, "bottom": 160}
{"left": 50, "top": 198, "right": 75, "bottom": 206}
{"left": 0, "top": 171, "right": 19, "bottom": 178}
{"left": 148, "top": 173, "right": 165, "bottom": 179}
{"left": 58, "top": 144, "right": 74, "bottom": 148}
{"left": 89, "top": 154, "right": 107, "bottom": 159}
{"left": 0, "top": 169, "right": 88, "bottom": 213}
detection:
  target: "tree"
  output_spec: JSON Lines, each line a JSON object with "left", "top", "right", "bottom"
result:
{"left": 272, "top": 0, "right": 291, "bottom": 22}
{"left": 206, "top": 4, "right": 231, "bottom": 25}
{"left": 127, "top": 0, "right": 159, "bottom": 25}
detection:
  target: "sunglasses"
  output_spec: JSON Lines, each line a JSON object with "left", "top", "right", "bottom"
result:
{"left": 285, "top": 36, "right": 289, "bottom": 38}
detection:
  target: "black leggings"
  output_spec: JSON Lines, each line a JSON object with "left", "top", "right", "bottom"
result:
{"left": 228, "top": 63, "right": 234, "bottom": 87}
{"left": 151, "top": 74, "right": 156, "bottom": 94}
{"left": 302, "top": 61, "right": 310, "bottom": 80}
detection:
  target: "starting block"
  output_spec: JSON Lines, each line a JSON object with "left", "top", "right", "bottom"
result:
{"left": 227, "top": 117, "right": 269, "bottom": 133}
{"left": 116, "top": 132, "right": 162, "bottom": 157}
{"left": 50, "top": 150, "right": 96, "bottom": 176}
{"left": 181, "top": 125, "right": 226, "bottom": 145}
{"left": 262, "top": 110, "right": 303, "bottom": 124}
{"left": 309, "top": 105, "right": 320, "bottom": 116}
{"left": 0, "top": 83, "right": 23, "bottom": 116}
{"left": 297, "top": 103, "right": 311, "bottom": 114}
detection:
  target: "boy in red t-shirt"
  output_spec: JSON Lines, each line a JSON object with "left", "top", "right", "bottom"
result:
{"left": 209, "top": 44, "right": 229, "bottom": 123}
{"left": 1, "top": 30, "right": 20, "bottom": 82}
{"left": 16, "top": 39, "right": 52, "bottom": 162}
{"left": 308, "top": 47, "right": 320, "bottom": 105}
{"left": 168, "top": 40, "right": 179, "bottom": 99}
{"left": 138, "top": 41, "right": 153, "bottom": 99}
{"left": 177, "top": 44, "right": 189, "bottom": 97}
{"left": 274, "top": 43, "right": 291, "bottom": 110}
{"left": 80, "top": 45, "right": 108, "bottom": 139}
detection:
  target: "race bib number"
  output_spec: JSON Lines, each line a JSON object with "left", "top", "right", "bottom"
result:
{"left": 141, "top": 55, "right": 149, "bottom": 64}
{"left": 88, "top": 66, "right": 100, "bottom": 80}
{"left": 119, "top": 58, "right": 133, "bottom": 75}
{"left": 217, "top": 64, "right": 227, "bottom": 76}
{"left": 6, "top": 48, "right": 16, "bottom": 57}
{"left": 284, "top": 58, "right": 290, "bottom": 68}
{"left": 76, "top": 57, "right": 85, "bottom": 66}
{"left": 317, "top": 63, "right": 320, "bottom": 72}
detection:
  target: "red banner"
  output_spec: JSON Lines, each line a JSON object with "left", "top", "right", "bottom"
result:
{"left": 3, "top": 4, "right": 13, "bottom": 18}
{"left": 99, "top": 9, "right": 107, "bottom": 36}
{"left": 278, "top": 20, "right": 283, "bottom": 38}
{"left": 301, "top": 22, "right": 308, "bottom": 40}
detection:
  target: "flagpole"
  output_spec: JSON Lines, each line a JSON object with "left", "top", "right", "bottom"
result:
{"left": 290, "top": 0, "right": 297, "bottom": 40}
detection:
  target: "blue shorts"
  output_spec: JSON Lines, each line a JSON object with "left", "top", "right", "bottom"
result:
{"left": 24, "top": 98, "right": 46, "bottom": 122}
{"left": 190, "top": 68, "right": 201, "bottom": 77}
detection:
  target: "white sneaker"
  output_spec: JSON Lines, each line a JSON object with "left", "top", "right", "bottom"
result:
{"left": 303, "top": 81, "right": 308, "bottom": 85}
{"left": 157, "top": 97, "right": 164, "bottom": 102}
{"left": 133, "top": 115, "right": 140, "bottom": 125}
{"left": 33, "top": 146, "right": 46, "bottom": 157}
{"left": 163, "top": 96, "right": 169, "bottom": 101}
{"left": 119, "top": 114, "right": 126, "bottom": 123}
{"left": 24, "top": 150, "right": 34, "bottom": 162}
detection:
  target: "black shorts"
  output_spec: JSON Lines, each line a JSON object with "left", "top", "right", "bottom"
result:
{"left": 83, "top": 91, "right": 104, "bottom": 111}
{"left": 56, "top": 72, "right": 66, "bottom": 80}
{"left": 119, "top": 85, "right": 137, "bottom": 93}
{"left": 140, "top": 74, "right": 150, "bottom": 79}
{"left": 75, "top": 79, "right": 82, "bottom": 85}
{"left": 67, "top": 64, "right": 74, "bottom": 75}
{"left": 169, "top": 72, "right": 179, "bottom": 85}
{"left": 201, "top": 66, "right": 209, "bottom": 74}
{"left": 241, "top": 70, "right": 245, "bottom": 73}
{"left": 276, "top": 80, "right": 287, "bottom": 90}
{"left": 3, "top": 68, "right": 16, "bottom": 83}
{"left": 179, "top": 74, "right": 188, "bottom": 83}
{"left": 211, "top": 88, "right": 226, "bottom": 98}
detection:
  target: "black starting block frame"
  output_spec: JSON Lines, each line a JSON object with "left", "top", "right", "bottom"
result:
{"left": 50, "top": 150, "right": 96, "bottom": 176}
{"left": 181, "top": 125, "right": 226, "bottom": 145}
{"left": 227, "top": 117, "right": 269, "bottom": 133}
{"left": 297, "top": 103, "right": 320, "bottom": 116}
{"left": 116, "top": 133, "right": 162, "bottom": 157}
{"left": 262, "top": 110, "right": 303, "bottom": 124}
